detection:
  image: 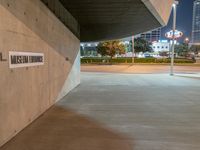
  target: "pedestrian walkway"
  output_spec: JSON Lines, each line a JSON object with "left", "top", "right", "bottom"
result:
{"left": 1, "top": 73, "right": 200, "bottom": 150}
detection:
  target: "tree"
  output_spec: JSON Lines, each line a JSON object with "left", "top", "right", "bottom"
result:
{"left": 175, "top": 43, "right": 189, "bottom": 57}
{"left": 133, "top": 38, "right": 153, "bottom": 53}
{"left": 190, "top": 45, "right": 200, "bottom": 55}
{"left": 96, "top": 40, "right": 126, "bottom": 58}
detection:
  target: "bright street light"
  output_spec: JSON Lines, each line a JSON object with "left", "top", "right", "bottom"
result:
{"left": 184, "top": 37, "right": 189, "bottom": 43}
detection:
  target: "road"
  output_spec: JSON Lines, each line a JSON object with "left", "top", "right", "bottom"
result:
{"left": 81, "top": 64, "right": 200, "bottom": 74}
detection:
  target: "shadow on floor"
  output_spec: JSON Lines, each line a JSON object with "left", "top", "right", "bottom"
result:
{"left": 0, "top": 106, "right": 134, "bottom": 150}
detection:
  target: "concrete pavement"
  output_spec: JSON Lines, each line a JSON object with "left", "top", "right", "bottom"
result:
{"left": 1, "top": 72, "right": 200, "bottom": 150}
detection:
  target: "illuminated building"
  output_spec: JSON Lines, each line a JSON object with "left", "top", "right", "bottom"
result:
{"left": 192, "top": 0, "right": 200, "bottom": 44}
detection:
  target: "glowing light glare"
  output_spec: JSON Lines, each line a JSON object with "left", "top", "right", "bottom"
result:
{"left": 170, "top": 40, "right": 177, "bottom": 45}
{"left": 158, "top": 40, "right": 168, "bottom": 43}
{"left": 185, "top": 37, "right": 189, "bottom": 41}
{"left": 124, "top": 41, "right": 129, "bottom": 44}
{"left": 173, "top": 1, "right": 179, "bottom": 7}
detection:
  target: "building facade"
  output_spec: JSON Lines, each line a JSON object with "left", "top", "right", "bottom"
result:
{"left": 136, "top": 28, "right": 161, "bottom": 43}
{"left": 152, "top": 40, "right": 170, "bottom": 53}
{"left": 192, "top": 0, "right": 200, "bottom": 45}
{"left": 80, "top": 43, "right": 98, "bottom": 56}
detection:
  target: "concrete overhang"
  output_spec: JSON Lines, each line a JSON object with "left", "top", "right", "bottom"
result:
{"left": 44, "top": 0, "right": 174, "bottom": 42}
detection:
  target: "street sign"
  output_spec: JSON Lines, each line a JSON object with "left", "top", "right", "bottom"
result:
{"left": 165, "top": 30, "right": 183, "bottom": 39}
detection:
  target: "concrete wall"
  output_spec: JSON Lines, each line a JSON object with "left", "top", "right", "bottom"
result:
{"left": 0, "top": 0, "right": 80, "bottom": 146}
{"left": 142, "top": 0, "right": 174, "bottom": 26}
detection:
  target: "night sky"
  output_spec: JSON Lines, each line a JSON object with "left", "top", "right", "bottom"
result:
{"left": 161, "top": 0, "right": 194, "bottom": 42}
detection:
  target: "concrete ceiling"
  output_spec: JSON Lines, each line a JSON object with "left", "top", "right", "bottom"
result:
{"left": 59, "top": 0, "right": 172, "bottom": 42}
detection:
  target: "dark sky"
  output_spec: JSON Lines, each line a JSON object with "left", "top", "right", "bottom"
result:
{"left": 161, "top": 0, "right": 194, "bottom": 42}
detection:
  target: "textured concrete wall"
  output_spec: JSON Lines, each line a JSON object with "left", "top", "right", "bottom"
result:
{"left": 56, "top": 51, "right": 81, "bottom": 101}
{"left": 142, "top": 0, "right": 174, "bottom": 26}
{"left": 0, "top": 0, "right": 80, "bottom": 146}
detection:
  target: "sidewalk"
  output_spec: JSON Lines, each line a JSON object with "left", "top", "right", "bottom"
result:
{"left": 1, "top": 72, "right": 200, "bottom": 150}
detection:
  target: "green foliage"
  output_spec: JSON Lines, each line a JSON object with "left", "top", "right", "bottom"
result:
{"left": 175, "top": 43, "right": 189, "bottom": 57}
{"left": 96, "top": 40, "right": 126, "bottom": 58}
{"left": 133, "top": 38, "right": 153, "bottom": 53}
{"left": 190, "top": 45, "right": 200, "bottom": 55}
{"left": 81, "top": 57, "right": 132, "bottom": 64}
{"left": 110, "top": 58, "right": 132, "bottom": 63}
{"left": 134, "top": 58, "right": 156, "bottom": 63}
{"left": 81, "top": 57, "right": 194, "bottom": 64}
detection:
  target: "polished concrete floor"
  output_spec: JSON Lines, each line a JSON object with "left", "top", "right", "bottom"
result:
{"left": 1, "top": 72, "right": 200, "bottom": 150}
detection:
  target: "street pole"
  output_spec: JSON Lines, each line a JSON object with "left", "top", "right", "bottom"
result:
{"left": 170, "top": 2, "right": 177, "bottom": 76}
{"left": 132, "top": 36, "right": 135, "bottom": 64}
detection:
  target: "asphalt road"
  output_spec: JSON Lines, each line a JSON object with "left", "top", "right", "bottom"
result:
{"left": 81, "top": 64, "right": 200, "bottom": 74}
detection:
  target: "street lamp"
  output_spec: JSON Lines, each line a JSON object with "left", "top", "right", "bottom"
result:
{"left": 132, "top": 36, "right": 135, "bottom": 64}
{"left": 184, "top": 37, "right": 190, "bottom": 44}
{"left": 170, "top": 0, "right": 179, "bottom": 76}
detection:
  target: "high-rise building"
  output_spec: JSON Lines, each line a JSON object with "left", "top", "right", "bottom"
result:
{"left": 192, "top": 0, "right": 200, "bottom": 45}
{"left": 135, "top": 28, "right": 161, "bottom": 42}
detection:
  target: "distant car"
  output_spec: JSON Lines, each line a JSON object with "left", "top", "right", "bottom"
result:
{"left": 144, "top": 53, "right": 153, "bottom": 58}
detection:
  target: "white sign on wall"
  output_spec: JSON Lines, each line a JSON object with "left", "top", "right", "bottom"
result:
{"left": 9, "top": 51, "right": 44, "bottom": 68}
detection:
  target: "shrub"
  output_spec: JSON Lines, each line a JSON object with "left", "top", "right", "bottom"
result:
{"left": 134, "top": 58, "right": 156, "bottom": 63}
{"left": 81, "top": 57, "right": 194, "bottom": 64}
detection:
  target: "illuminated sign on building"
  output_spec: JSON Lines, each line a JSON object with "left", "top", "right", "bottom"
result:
{"left": 9, "top": 51, "right": 44, "bottom": 68}
{"left": 165, "top": 30, "right": 183, "bottom": 39}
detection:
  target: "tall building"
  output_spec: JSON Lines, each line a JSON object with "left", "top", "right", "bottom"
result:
{"left": 192, "top": 0, "right": 200, "bottom": 45}
{"left": 136, "top": 28, "right": 161, "bottom": 42}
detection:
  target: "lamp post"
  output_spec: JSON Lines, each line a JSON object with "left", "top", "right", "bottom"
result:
{"left": 170, "top": 1, "right": 179, "bottom": 76}
{"left": 132, "top": 36, "right": 135, "bottom": 64}
{"left": 184, "top": 37, "right": 189, "bottom": 44}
